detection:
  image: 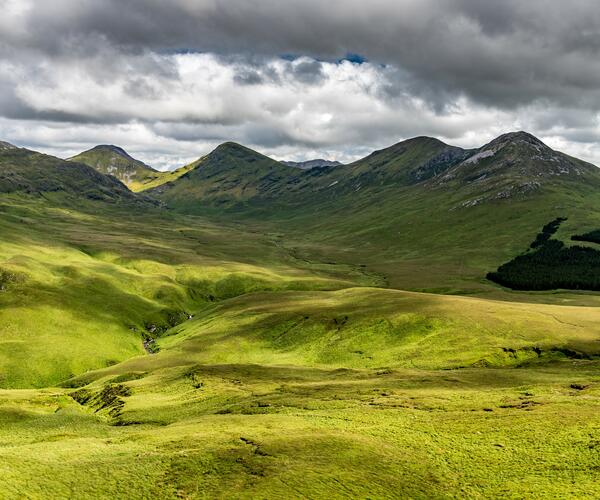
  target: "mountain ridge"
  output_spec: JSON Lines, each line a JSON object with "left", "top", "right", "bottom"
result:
{"left": 0, "top": 140, "right": 17, "bottom": 150}
{"left": 283, "top": 159, "right": 343, "bottom": 169}
{"left": 152, "top": 131, "right": 596, "bottom": 210}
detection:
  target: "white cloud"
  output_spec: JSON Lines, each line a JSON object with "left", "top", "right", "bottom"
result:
{"left": 1, "top": 42, "right": 600, "bottom": 168}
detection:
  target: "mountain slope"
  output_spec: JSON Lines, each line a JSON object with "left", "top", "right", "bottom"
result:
{"left": 148, "top": 132, "right": 600, "bottom": 294}
{"left": 136, "top": 158, "right": 202, "bottom": 192}
{"left": 343, "top": 136, "right": 472, "bottom": 185}
{"left": 0, "top": 145, "right": 138, "bottom": 203}
{"left": 69, "top": 145, "right": 161, "bottom": 191}
{"left": 435, "top": 131, "right": 600, "bottom": 207}
{"left": 151, "top": 142, "right": 297, "bottom": 209}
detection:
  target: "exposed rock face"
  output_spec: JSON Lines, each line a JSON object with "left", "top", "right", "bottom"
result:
{"left": 409, "top": 147, "right": 472, "bottom": 183}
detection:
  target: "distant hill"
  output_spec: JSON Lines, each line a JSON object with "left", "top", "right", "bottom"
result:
{"left": 149, "top": 135, "right": 474, "bottom": 207}
{"left": 283, "top": 159, "right": 343, "bottom": 169}
{"left": 0, "top": 145, "right": 140, "bottom": 203}
{"left": 150, "top": 132, "right": 600, "bottom": 208}
{"left": 69, "top": 145, "right": 161, "bottom": 191}
{"left": 435, "top": 131, "right": 598, "bottom": 207}
{"left": 150, "top": 142, "right": 295, "bottom": 209}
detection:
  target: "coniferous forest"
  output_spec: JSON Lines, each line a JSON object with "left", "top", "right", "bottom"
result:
{"left": 487, "top": 218, "right": 600, "bottom": 290}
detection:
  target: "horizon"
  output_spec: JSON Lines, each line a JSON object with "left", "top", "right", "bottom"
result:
{"left": 2, "top": 1, "right": 600, "bottom": 169}
{"left": 4, "top": 129, "right": 592, "bottom": 172}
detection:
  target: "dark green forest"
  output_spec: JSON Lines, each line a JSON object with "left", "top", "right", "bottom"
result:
{"left": 488, "top": 219, "right": 600, "bottom": 290}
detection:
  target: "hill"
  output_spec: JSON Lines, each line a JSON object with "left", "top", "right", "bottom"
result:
{"left": 0, "top": 145, "right": 139, "bottom": 203}
{"left": 69, "top": 145, "right": 162, "bottom": 191}
{"left": 435, "top": 131, "right": 600, "bottom": 206}
{"left": 151, "top": 142, "right": 297, "bottom": 209}
{"left": 1, "top": 284, "right": 598, "bottom": 497}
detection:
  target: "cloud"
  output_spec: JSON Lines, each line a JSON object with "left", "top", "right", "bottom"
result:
{"left": 0, "top": 0, "right": 600, "bottom": 167}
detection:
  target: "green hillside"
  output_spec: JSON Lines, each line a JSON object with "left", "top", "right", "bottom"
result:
{"left": 150, "top": 133, "right": 600, "bottom": 295}
{"left": 0, "top": 196, "right": 369, "bottom": 388}
{"left": 69, "top": 145, "right": 162, "bottom": 191}
{"left": 1, "top": 284, "right": 599, "bottom": 498}
{"left": 151, "top": 142, "right": 297, "bottom": 207}
{"left": 0, "top": 146, "right": 138, "bottom": 203}
{"left": 1, "top": 135, "right": 599, "bottom": 497}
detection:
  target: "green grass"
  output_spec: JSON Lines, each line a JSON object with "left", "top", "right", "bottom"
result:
{"left": 2, "top": 138, "right": 600, "bottom": 497}
{"left": 0, "top": 362, "right": 598, "bottom": 498}
{"left": 0, "top": 196, "right": 372, "bottom": 388}
{"left": 6, "top": 282, "right": 590, "bottom": 498}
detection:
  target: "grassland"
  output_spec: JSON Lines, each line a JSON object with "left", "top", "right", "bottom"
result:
{"left": 0, "top": 195, "right": 375, "bottom": 388}
{"left": 1, "top": 161, "right": 600, "bottom": 497}
{"left": 0, "top": 328, "right": 598, "bottom": 497}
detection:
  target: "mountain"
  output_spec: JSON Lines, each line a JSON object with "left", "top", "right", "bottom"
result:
{"left": 148, "top": 136, "right": 470, "bottom": 207}
{"left": 0, "top": 145, "right": 138, "bottom": 202}
{"left": 0, "top": 140, "right": 17, "bottom": 151}
{"left": 151, "top": 142, "right": 296, "bottom": 209}
{"left": 151, "top": 132, "right": 600, "bottom": 209}
{"left": 283, "top": 159, "right": 343, "bottom": 169}
{"left": 147, "top": 131, "right": 600, "bottom": 293}
{"left": 343, "top": 136, "right": 472, "bottom": 185}
{"left": 69, "top": 144, "right": 161, "bottom": 191}
{"left": 435, "top": 131, "right": 599, "bottom": 207}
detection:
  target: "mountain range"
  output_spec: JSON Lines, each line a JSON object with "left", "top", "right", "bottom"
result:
{"left": 64, "top": 130, "right": 599, "bottom": 210}
{"left": 3, "top": 129, "right": 599, "bottom": 294}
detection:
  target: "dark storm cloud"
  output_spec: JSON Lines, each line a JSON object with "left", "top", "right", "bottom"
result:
{"left": 4, "top": 0, "right": 600, "bottom": 109}
{"left": 2, "top": 0, "right": 600, "bottom": 166}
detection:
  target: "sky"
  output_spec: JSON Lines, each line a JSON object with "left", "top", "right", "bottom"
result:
{"left": 2, "top": 1, "right": 600, "bottom": 170}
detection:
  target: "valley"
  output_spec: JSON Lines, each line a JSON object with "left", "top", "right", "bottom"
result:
{"left": 0, "top": 133, "right": 599, "bottom": 498}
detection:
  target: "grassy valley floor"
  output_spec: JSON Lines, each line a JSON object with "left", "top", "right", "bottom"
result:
{"left": 0, "top": 197, "right": 599, "bottom": 498}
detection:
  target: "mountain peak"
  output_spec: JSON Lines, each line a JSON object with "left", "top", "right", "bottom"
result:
{"left": 0, "top": 140, "right": 17, "bottom": 150}
{"left": 213, "top": 141, "right": 252, "bottom": 153}
{"left": 89, "top": 144, "right": 137, "bottom": 161}
{"left": 211, "top": 141, "right": 257, "bottom": 157}
{"left": 206, "top": 142, "right": 278, "bottom": 165}
{"left": 486, "top": 131, "right": 548, "bottom": 150}
{"left": 69, "top": 144, "right": 159, "bottom": 188}
{"left": 437, "top": 130, "right": 597, "bottom": 206}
